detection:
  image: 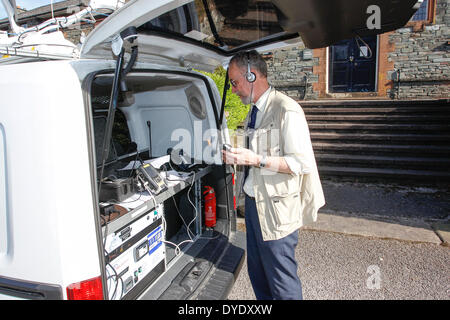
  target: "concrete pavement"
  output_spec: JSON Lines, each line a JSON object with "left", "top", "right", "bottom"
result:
{"left": 229, "top": 179, "right": 450, "bottom": 300}
{"left": 235, "top": 179, "right": 450, "bottom": 246}
{"left": 236, "top": 210, "right": 448, "bottom": 246}
{"left": 302, "top": 210, "right": 444, "bottom": 245}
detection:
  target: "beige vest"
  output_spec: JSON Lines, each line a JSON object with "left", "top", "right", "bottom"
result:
{"left": 239, "top": 88, "right": 325, "bottom": 241}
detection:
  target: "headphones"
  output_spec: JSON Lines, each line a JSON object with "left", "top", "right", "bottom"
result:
{"left": 245, "top": 51, "right": 256, "bottom": 83}
{"left": 168, "top": 148, "right": 195, "bottom": 172}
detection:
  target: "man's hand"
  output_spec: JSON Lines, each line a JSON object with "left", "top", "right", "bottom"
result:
{"left": 222, "top": 147, "right": 260, "bottom": 166}
{"left": 222, "top": 147, "right": 293, "bottom": 174}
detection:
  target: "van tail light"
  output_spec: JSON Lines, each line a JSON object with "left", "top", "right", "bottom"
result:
{"left": 66, "top": 276, "right": 103, "bottom": 300}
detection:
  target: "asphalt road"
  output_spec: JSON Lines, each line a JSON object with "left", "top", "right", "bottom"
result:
{"left": 228, "top": 228, "right": 450, "bottom": 300}
{"left": 228, "top": 180, "right": 450, "bottom": 300}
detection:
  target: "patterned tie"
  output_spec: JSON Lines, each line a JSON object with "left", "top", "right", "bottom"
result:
{"left": 245, "top": 105, "right": 258, "bottom": 181}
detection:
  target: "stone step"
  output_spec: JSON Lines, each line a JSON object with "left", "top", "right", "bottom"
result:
{"left": 317, "top": 166, "right": 450, "bottom": 182}
{"left": 303, "top": 100, "right": 450, "bottom": 183}
{"left": 309, "top": 123, "right": 450, "bottom": 133}
{"left": 306, "top": 114, "right": 450, "bottom": 123}
{"left": 312, "top": 142, "right": 450, "bottom": 156}
{"left": 315, "top": 153, "right": 450, "bottom": 169}
{"left": 300, "top": 99, "right": 450, "bottom": 107}
{"left": 310, "top": 132, "right": 450, "bottom": 145}
{"left": 302, "top": 106, "right": 450, "bottom": 115}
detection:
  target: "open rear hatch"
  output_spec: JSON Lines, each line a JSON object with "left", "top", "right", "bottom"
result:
{"left": 81, "top": 0, "right": 423, "bottom": 68}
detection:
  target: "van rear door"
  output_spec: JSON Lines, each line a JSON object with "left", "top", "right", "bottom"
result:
{"left": 80, "top": 0, "right": 423, "bottom": 68}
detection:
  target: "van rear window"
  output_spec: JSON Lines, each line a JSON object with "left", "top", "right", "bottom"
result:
{"left": 137, "top": 0, "right": 295, "bottom": 53}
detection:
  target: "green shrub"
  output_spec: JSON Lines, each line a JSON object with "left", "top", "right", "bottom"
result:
{"left": 197, "top": 67, "right": 249, "bottom": 131}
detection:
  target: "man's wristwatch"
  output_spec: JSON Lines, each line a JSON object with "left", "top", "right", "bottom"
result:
{"left": 259, "top": 155, "right": 267, "bottom": 168}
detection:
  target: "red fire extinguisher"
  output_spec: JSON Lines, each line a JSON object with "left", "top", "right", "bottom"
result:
{"left": 203, "top": 186, "right": 216, "bottom": 228}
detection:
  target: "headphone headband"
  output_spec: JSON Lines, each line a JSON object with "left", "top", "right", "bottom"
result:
{"left": 246, "top": 51, "right": 256, "bottom": 83}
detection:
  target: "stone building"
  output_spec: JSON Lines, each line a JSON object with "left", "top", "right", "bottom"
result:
{"left": 265, "top": 0, "right": 450, "bottom": 100}
{"left": 1, "top": 0, "right": 448, "bottom": 101}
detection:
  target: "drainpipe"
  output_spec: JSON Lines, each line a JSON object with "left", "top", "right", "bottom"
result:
{"left": 396, "top": 69, "right": 401, "bottom": 100}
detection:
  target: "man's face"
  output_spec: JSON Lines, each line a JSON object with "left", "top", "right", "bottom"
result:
{"left": 228, "top": 62, "right": 253, "bottom": 105}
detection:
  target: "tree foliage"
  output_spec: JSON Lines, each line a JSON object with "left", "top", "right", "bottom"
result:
{"left": 197, "top": 67, "right": 249, "bottom": 131}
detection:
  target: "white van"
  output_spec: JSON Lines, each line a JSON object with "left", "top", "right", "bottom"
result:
{"left": 0, "top": 0, "right": 303, "bottom": 300}
{"left": 0, "top": 0, "right": 420, "bottom": 300}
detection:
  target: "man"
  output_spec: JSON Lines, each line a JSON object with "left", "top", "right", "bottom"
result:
{"left": 222, "top": 50, "right": 325, "bottom": 300}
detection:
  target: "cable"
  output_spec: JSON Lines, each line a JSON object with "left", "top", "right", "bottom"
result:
{"left": 140, "top": 175, "right": 158, "bottom": 210}
{"left": 164, "top": 163, "right": 220, "bottom": 240}
{"left": 166, "top": 170, "right": 196, "bottom": 241}
{"left": 161, "top": 163, "right": 198, "bottom": 239}
{"left": 174, "top": 169, "right": 219, "bottom": 241}
{"left": 353, "top": 33, "right": 373, "bottom": 59}
{"left": 50, "top": 0, "right": 55, "bottom": 21}
{"left": 185, "top": 171, "right": 198, "bottom": 240}
{"left": 139, "top": 172, "right": 194, "bottom": 256}
{"left": 161, "top": 214, "right": 188, "bottom": 256}
{"left": 171, "top": 192, "right": 195, "bottom": 240}
{"left": 198, "top": 231, "right": 221, "bottom": 240}
{"left": 106, "top": 265, "right": 118, "bottom": 299}
{"left": 157, "top": 165, "right": 204, "bottom": 254}
{"left": 104, "top": 249, "right": 122, "bottom": 300}
{"left": 101, "top": 157, "right": 210, "bottom": 283}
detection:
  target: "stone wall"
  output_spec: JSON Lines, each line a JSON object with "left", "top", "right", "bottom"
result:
{"left": 63, "top": 23, "right": 94, "bottom": 46}
{"left": 264, "top": 45, "right": 319, "bottom": 100}
{"left": 267, "top": 0, "right": 449, "bottom": 100}
{"left": 387, "top": 0, "right": 450, "bottom": 99}
{"left": 6, "top": 0, "right": 447, "bottom": 100}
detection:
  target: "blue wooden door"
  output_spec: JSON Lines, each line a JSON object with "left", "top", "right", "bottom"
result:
{"left": 329, "top": 36, "right": 377, "bottom": 93}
